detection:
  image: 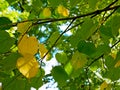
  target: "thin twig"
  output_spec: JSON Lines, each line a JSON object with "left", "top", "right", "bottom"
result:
{"left": 0, "top": 5, "right": 120, "bottom": 28}
{"left": 40, "top": 19, "right": 76, "bottom": 61}
{"left": 87, "top": 40, "right": 120, "bottom": 67}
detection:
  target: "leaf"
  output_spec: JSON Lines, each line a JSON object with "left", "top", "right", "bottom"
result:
{"left": 78, "top": 18, "right": 97, "bottom": 40}
{"left": 39, "top": 43, "right": 50, "bottom": 59}
{"left": 48, "top": 0, "right": 62, "bottom": 7}
{"left": 100, "top": 81, "right": 108, "bottom": 90}
{"left": 88, "top": 0, "right": 98, "bottom": 9}
{"left": 30, "top": 69, "right": 45, "bottom": 89}
{"left": 51, "top": 66, "right": 69, "bottom": 86}
{"left": 18, "top": 34, "right": 39, "bottom": 55}
{"left": 32, "top": 0, "right": 42, "bottom": 12}
{"left": 71, "top": 51, "right": 87, "bottom": 70}
{"left": 0, "top": 31, "right": 15, "bottom": 53}
{"left": 42, "top": 8, "right": 51, "bottom": 18}
{"left": 17, "top": 22, "right": 32, "bottom": 34}
{"left": 55, "top": 52, "right": 68, "bottom": 64}
{"left": 70, "top": 18, "right": 97, "bottom": 47}
{"left": 106, "top": 15, "right": 120, "bottom": 36}
{"left": 103, "top": 67, "right": 120, "bottom": 81}
{"left": 77, "top": 40, "right": 96, "bottom": 57}
{"left": 114, "top": 60, "right": 120, "bottom": 68}
{"left": 57, "top": 5, "right": 69, "bottom": 17}
{"left": 48, "top": 31, "right": 60, "bottom": 45}
{"left": 64, "top": 62, "right": 73, "bottom": 75}
{"left": 16, "top": 54, "right": 39, "bottom": 78}
{"left": 1, "top": 53, "right": 20, "bottom": 71}
{"left": 0, "top": 17, "right": 12, "bottom": 30}
{"left": 105, "top": 55, "right": 115, "bottom": 69}
{"left": 2, "top": 77, "right": 30, "bottom": 90}
{"left": 92, "top": 44, "right": 111, "bottom": 59}
{"left": 70, "top": 0, "right": 81, "bottom": 7}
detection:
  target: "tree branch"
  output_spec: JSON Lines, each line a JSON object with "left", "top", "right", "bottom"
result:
{"left": 0, "top": 5, "right": 120, "bottom": 29}
{"left": 87, "top": 39, "right": 120, "bottom": 67}
{"left": 40, "top": 19, "right": 76, "bottom": 61}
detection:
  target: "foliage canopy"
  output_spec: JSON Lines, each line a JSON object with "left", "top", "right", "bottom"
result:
{"left": 0, "top": 0, "right": 120, "bottom": 90}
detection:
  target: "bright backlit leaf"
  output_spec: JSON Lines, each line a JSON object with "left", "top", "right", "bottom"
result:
{"left": 16, "top": 54, "right": 39, "bottom": 78}
{"left": 39, "top": 43, "right": 50, "bottom": 59}
{"left": 17, "top": 22, "right": 32, "bottom": 34}
{"left": 71, "top": 51, "right": 87, "bottom": 70}
{"left": 43, "top": 8, "right": 51, "bottom": 18}
{"left": 57, "top": 5, "right": 69, "bottom": 17}
{"left": 18, "top": 34, "right": 39, "bottom": 55}
{"left": 48, "top": 31, "right": 60, "bottom": 45}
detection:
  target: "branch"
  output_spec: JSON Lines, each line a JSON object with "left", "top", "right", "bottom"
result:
{"left": 1, "top": 4, "right": 120, "bottom": 28}
{"left": 40, "top": 19, "right": 76, "bottom": 61}
{"left": 87, "top": 39, "right": 120, "bottom": 67}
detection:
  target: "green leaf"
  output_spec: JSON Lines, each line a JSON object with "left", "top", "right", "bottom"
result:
{"left": 88, "top": 0, "right": 98, "bottom": 9}
{"left": 6, "top": 0, "right": 17, "bottom": 4}
{"left": 55, "top": 52, "right": 68, "bottom": 64}
{"left": 77, "top": 40, "right": 96, "bottom": 57}
{"left": 48, "top": 31, "right": 61, "bottom": 45}
{"left": 2, "top": 77, "right": 29, "bottom": 90}
{"left": 92, "top": 44, "right": 111, "bottom": 59}
{"left": 70, "top": 0, "right": 81, "bottom": 7}
{"left": 105, "top": 55, "right": 115, "bottom": 69}
{"left": 0, "top": 17, "right": 12, "bottom": 30}
{"left": 71, "top": 51, "right": 88, "bottom": 70}
{"left": 1, "top": 53, "right": 20, "bottom": 71}
{"left": 78, "top": 18, "right": 97, "bottom": 40}
{"left": 70, "top": 18, "right": 97, "bottom": 47}
{"left": 48, "top": 0, "right": 62, "bottom": 7}
{"left": 64, "top": 62, "right": 73, "bottom": 75}
{"left": 32, "top": 0, "right": 42, "bottom": 12}
{"left": 30, "top": 69, "right": 45, "bottom": 89}
{"left": 106, "top": 15, "right": 120, "bottom": 36}
{"left": 0, "top": 31, "right": 15, "bottom": 53}
{"left": 51, "top": 66, "right": 69, "bottom": 86}
{"left": 103, "top": 67, "right": 120, "bottom": 81}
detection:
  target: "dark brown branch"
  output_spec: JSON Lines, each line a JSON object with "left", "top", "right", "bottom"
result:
{"left": 0, "top": 5, "right": 120, "bottom": 29}
{"left": 40, "top": 19, "right": 76, "bottom": 61}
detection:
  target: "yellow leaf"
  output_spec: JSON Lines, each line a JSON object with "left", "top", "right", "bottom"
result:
{"left": 17, "top": 54, "right": 39, "bottom": 78}
{"left": 39, "top": 43, "right": 50, "bottom": 59}
{"left": 114, "top": 60, "right": 120, "bottom": 68}
{"left": 17, "top": 22, "right": 32, "bottom": 34}
{"left": 43, "top": 8, "right": 51, "bottom": 18}
{"left": 62, "top": 8, "right": 69, "bottom": 17}
{"left": 71, "top": 51, "right": 87, "bottom": 70}
{"left": 100, "top": 81, "right": 108, "bottom": 90}
{"left": 18, "top": 34, "right": 39, "bottom": 55}
{"left": 57, "top": 5, "right": 69, "bottom": 17}
{"left": 57, "top": 5, "right": 64, "bottom": 14}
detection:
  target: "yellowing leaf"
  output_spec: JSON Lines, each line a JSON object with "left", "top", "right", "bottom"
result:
{"left": 100, "top": 81, "right": 108, "bottom": 90}
{"left": 17, "top": 22, "right": 32, "bottom": 34}
{"left": 39, "top": 43, "right": 50, "bottom": 59}
{"left": 114, "top": 60, "right": 120, "bottom": 68}
{"left": 57, "top": 5, "right": 69, "bottom": 17}
{"left": 62, "top": 8, "right": 69, "bottom": 17}
{"left": 16, "top": 54, "right": 39, "bottom": 78}
{"left": 57, "top": 5, "right": 64, "bottom": 14}
{"left": 18, "top": 34, "right": 39, "bottom": 55}
{"left": 71, "top": 51, "right": 87, "bottom": 70}
{"left": 43, "top": 8, "right": 51, "bottom": 18}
